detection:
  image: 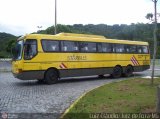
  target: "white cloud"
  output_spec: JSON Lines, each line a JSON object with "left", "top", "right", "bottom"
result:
{"left": 0, "top": 0, "right": 158, "bottom": 35}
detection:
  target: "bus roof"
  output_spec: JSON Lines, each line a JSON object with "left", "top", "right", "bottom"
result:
{"left": 19, "top": 33, "right": 149, "bottom": 45}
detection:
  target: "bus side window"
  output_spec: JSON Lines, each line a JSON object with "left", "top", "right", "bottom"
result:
{"left": 51, "top": 46, "right": 56, "bottom": 51}
{"left": 74, "top": 46, "right": 78, "bottom": 51}
{"left": 87, "top": 42, "right": 96, "bottom": 52}
{"left": 80, "top": 42, "right": 88, "bottom": 52}
{"left": 130, "top": 45, "right": 136, "bottom": 53}
{"left": 85, "top": 47, "right": 88, "bottom": 51}
{"left": 63, "top": 46, "right": 67, "bottom": 51}
{"left": 125, "top": 45, "right": 136, "bottom": 53}
{"left": 61, "top": 41, "right": 79, "bottom": 52}
{"left": 115, "top": 44, "right": 125, "bottom": 53}
{"left": 106, "top": 43, "right": 112, "bottom": 52}
{"left": 80, "top": 42, "right": 96, "bottom": 52}
{"left": 137, "top": 46, "right": 142, "bottom": 53}
{"left": 42, "top": 40, "right": 60, "bottom": 52}
{"left": 102, "top": 43, "right": 107, "bottom": 52}
{"left": 97, "top": 43, "right": 102, "bottom": 52}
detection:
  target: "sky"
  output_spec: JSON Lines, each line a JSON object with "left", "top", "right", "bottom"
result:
{"left": 0, "top": 0, "right": 159, "bottom": 36}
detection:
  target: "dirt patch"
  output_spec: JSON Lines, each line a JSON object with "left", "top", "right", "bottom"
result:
{"left": 116, "top": 84, "right": 131, "bottom": 91}
{"left": 141, "top": 106, "right": 156, "bottom": 113}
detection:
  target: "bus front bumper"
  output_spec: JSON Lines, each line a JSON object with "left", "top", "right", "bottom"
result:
{"left": 12, "top": 70, "right": 45, "bottom": 80}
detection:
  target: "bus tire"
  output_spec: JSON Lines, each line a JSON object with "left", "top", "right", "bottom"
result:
{"left": 124, "top": 66, "right": 133, "bottom": 77}
{"left": 111, "top": 66, "right": 122, "bottom": 78}
{"left": 45, "top": 69, "right": 58, "bottom": 84}
{"left": 37, "top": 79, "right": 44, "bottom": 84}
{"left": 98, "top": 75, "right": 105, "bottom": 78}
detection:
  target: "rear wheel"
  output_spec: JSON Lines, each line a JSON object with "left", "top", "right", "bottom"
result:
{"left": 124, "top": 66, "right": 133, "bottom": 77}
{"left": 111, "top": 66, "right": 122, "bottom": 78}
{"left": 37, "top": 79, "right": 44, "bottom": 84}
{"left": 45, "top": 69, "right": 58, "bottom": 84}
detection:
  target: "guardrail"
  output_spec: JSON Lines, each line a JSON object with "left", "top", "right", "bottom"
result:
{"left": 0, "top": 59, "right": 12, "bottom": 72}
{"left": 0, "top": 58, "right": 12, "bottom": 61}
{"left": 151, "top": 59, "right": 160, "bottom": 66}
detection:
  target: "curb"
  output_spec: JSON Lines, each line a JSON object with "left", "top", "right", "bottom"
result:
{"left": 60, "top": 78, "right": 128, "bottom": 118}
{"left": 60, "top": 92, "right": 87, "bottom": 119}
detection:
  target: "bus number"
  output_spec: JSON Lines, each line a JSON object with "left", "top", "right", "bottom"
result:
{"left": 67, "top": 55, "right": 87, "bottom": 61}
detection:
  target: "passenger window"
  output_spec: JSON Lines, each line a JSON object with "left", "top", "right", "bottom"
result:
{"left": 80, "top": 42, "right": 96, "bottom": 52}
{"left": 137, "top": 46, "right": 142, "bottom": 53}
{"left": 98, "top": 43, "right": 112, "bottom": 52}
{"left": 42, "top": 40, "right": 60, "bottom": 52}
{"left": 125, "top": 45, "right": 136, "bottom": 53}
{"left": 61, "top": 41, "right": 79, "bottom": 52}
{"left": 97, "top": 43, "right": 103, "bottom": 52}
{"left": 115, "top": 44, "right": 125, "bottom": 53}
{"left": 103, "top": 43, "right": 112, "bottom": 52}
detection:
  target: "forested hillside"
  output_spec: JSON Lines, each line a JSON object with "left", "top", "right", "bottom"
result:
{"left": 0, "top": 32, "right": 17, "bottom": 58}
{"left": 0, "top": 23, "right": 160, "bottom": 58}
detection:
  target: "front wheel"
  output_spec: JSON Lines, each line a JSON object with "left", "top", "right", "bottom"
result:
{"left": 111, "top": 66, "right": 122, "bottom": 78}
{"left": 45, "top": 69, "right": 58, "bottom": 84}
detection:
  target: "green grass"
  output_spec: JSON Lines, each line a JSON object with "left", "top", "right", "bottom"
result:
{"left": 62, "top": 78, "right": 160, "bottom": 119}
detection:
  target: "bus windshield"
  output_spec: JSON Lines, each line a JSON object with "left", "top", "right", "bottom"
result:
{"left": 12, "top": 40, "right": 23, "bottom": 60}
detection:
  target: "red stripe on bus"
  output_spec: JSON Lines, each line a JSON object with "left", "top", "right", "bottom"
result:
{"left": 133, "top": 55, "right": 140, "bottom": 65}
{"left": 61, "top": 63, "right": 67, "bottom": 68}
{"left": 131, "top": 57, "right": 137, "bottom": 66}
{"left": 59, "top": 65, "right": 64, "bottom": 69}
{"left": 131, "top": 56, "right": 138, "bottom": 65}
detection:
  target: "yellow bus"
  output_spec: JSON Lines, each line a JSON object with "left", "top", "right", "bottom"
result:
{"left": 12, "top": 33, "right": 150, "bottom": 84}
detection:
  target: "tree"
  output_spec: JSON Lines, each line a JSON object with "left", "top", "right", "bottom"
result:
{"left": 146, "top": 0, "right": 158, "bottom": 85}
{"left": 145, "top": 13, "right": 154, "bottom": 21}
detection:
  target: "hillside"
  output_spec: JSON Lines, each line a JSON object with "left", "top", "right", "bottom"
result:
{"left": 0, "top": 32, "right": 17, "bottom": 58}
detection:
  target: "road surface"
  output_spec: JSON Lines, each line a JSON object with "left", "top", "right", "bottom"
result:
{"left": 0, "top": 68, "right": 159, "bottom": 119}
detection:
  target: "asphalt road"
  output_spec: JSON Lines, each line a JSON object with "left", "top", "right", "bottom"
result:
{"left": 0, "top": 68, "right": 160, "bottom": 119}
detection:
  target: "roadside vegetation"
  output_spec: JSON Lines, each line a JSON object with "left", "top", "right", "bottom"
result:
{"left": 0, "top": 32, "right": 17, "bottom": 58}
{"left": 62, "top": 78, "right": 160, "bottom": 119}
